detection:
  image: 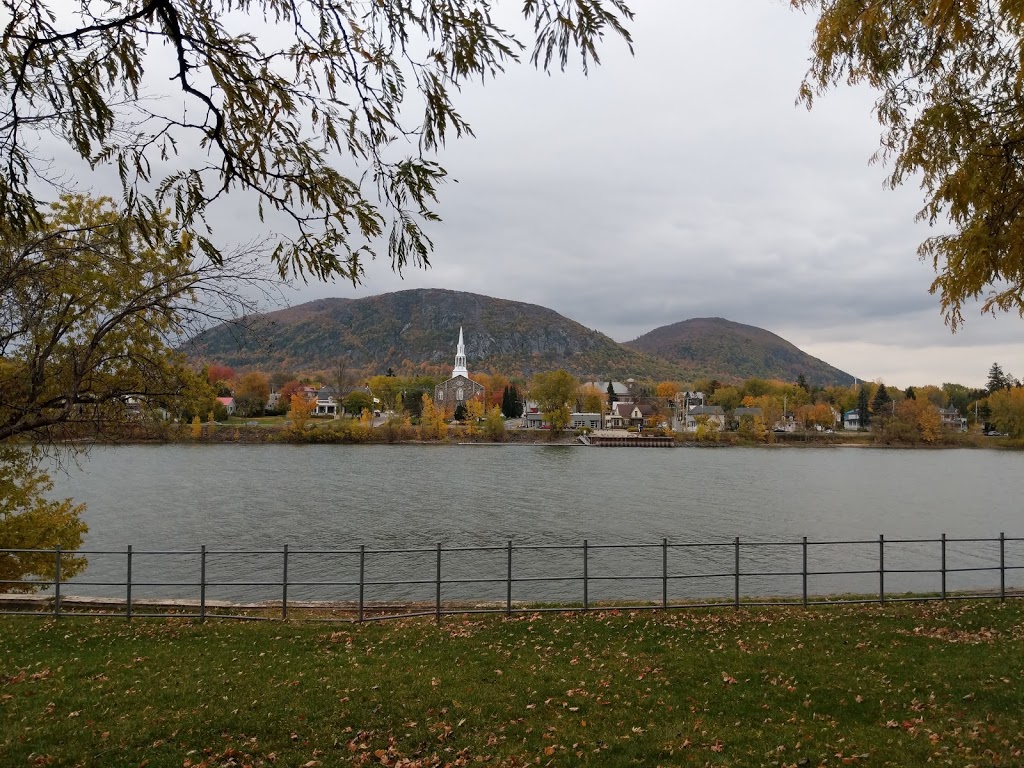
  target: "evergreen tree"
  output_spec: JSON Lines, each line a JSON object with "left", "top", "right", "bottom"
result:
{"left": 797, "top": 374, "right": 810, "bottom": 393}
{"left": 506, "top": 385, "right": 523, "bottom": 418}
{"left": 988, "top": 363, "right": 1010, "bottom": 394}
{"left": 871, "top": 383, "right": 892, "bottom": 415}
{"left": 454, "top": 403, "right": 467, "bottom": 422}
{"left": 905, "top": 386, "right": 916, "bottom": 401}
{"left": 857, "top": 385, "right": 871, "bottom": 428}
{"left": 501, "top": 385, "right": 510, "bottom": 417}
{"left": 607, "top": 380, "right": 617, "bottom": 410}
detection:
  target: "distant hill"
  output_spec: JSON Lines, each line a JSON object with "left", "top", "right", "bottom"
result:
{"left": 183, "top": 291, "right": 857, "bottom": 385}
{"left": 624, "top": 317, "right": 855, "bottom": 387}
{"left": 182, "top": 289, "right": 691, "bottom": 380}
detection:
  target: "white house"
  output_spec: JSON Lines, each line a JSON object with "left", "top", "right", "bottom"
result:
{"left": 682, "top": 405, "right": 726, "bottom": 433}
{"left": 843, "top": 409, "right": 861, "bottom": 430}
{"left": 315, "top": 386, "right": 340, "bottom": 417}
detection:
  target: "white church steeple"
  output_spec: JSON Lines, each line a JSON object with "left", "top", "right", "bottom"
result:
{"left": 452, "top": 327, "right": 469, "bottom": 378}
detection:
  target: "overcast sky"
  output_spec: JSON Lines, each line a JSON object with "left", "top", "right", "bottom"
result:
{"left": 253, "top": 0, "right": 1018, "bottom": 390}
{"left": 46, "top": 0, "right": 1024, "bottom": 388}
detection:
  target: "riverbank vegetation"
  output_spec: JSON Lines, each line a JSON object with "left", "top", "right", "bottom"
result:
{"left": 2, "top": 601, "right": 1023, "bottom": 766}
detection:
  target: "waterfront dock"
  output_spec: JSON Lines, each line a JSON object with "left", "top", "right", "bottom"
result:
{"left": 587, "top": 430, "right": 674, "bottom": 447}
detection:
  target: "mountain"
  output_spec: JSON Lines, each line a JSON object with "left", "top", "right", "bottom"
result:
{"left": 624, "top": 317, "right": 855, "bottom": 387}
{"left": 183, "top": 291, "right": 856, "bottom": 385}
{"left": 183, "top": 289, "right": 691, "bottom": 379}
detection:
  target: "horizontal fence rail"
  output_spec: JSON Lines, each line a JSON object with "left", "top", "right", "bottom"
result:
{"left": 1, "top": 534, "right": 1022, "bottom": 623}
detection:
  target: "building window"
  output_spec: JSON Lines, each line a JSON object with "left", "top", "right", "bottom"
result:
{"left": 438, "top": 390, "right": 444, "bottom": 400}
{"left": 457, "top": 387, "right": 464, "bottom": 401}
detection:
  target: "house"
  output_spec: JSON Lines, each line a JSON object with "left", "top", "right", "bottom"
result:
{"left": 682, "top": 405, "right": 726, "bottom": 433}
{"left": 315, "top": 386, "right": 340, "bottom": 417}
{"left": 774, "top": 411, "right": 798, "bottom": 433}
{"left": 843, "top": 409, "right": 861, "bottom": 430}
{"left": 673, "top": 391, "right": 706, "bottom": 410}
{"left": 606, "top": 401, "right": 653, "bottom": 429}
{"left": 522, "top": 409, "right": 599, "bottom": 430}
{"left": 583, "top": 381, "right": 631, "bottom": 405}
{"left": 937, "top": 407, "right": 967, "bottom": 432}
{"left": 216, "top": 396, "right": 236, "bottom": 416}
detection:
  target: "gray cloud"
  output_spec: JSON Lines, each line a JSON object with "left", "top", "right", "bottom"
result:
{"left": 26, "top": 0, "right": 1024, "bottom": 389}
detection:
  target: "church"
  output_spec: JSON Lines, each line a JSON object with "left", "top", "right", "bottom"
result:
{"left": 434, "top": 327, "right": 484, "bottom": 409}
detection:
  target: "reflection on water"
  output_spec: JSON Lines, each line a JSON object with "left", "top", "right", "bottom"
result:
{"left": 39, "top": 444, "right": 1023, "bottom": 604}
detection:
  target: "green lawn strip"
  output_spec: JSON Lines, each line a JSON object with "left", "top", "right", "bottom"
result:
{"left": 2, "top": 603, "right": 1023, "bottom": 767}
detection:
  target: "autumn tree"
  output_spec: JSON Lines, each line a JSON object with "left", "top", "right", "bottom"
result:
{"left": 988, "top": 388, "right": 1024, "bottom": 438}
{"left": 1, "top": 194, "right": 266, "bottom": 445}
{"left": 419, "top": 394, "right": 448, "bottom": 441}
{"left": 343, "top": 391, "right": 374, "bottom": 416}
{"left": 876, "top": 399, "right": 943, "bottom": 444}
{"left": 0, "top": 447, "right": 87, "bottom": 591}
{"left": 795, "top": 0, "right": 1024, "bottom": 327}
{"left": 531, "top": 370, "right": 579, "bottom": 434}
{"left": 233, "top": 372, "right": 270, "bottom": 417}
{"left": 656, "top": 381, "right": 679, "bottom": 399}
{"left": 483, "top": 406, "right": 506, "bottom": 442}
{"left": 366, "top": 375, "right": 402, "bottom": 413}
{"left": 288, "top": 393, "right": 314, "bottom": 432}
{"left": 466, "top": 397, "right": 485, "bottom": 423}
{"left": 277, "top": 380, "right": 302, "bottom": 411}
{"left": 579, "top": 385, "right": 605, "bottom": 415}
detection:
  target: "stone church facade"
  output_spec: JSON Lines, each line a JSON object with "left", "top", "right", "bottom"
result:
{"left": 434, "top": 328, "right": 484, "bottom": 409}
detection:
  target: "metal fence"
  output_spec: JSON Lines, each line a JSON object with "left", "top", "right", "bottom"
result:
{"left": 2, "top": 533, "right": 1022, "bottom": 622}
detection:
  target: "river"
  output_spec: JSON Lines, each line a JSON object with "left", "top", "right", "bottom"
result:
{"left": 40, "top": 444, "right": 1023, "bottom": 606}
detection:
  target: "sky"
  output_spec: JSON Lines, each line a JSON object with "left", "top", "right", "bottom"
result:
{"left": 39, "top": 0, "right": 1024, "bottom": 388}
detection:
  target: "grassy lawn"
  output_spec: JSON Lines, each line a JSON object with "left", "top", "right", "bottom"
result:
{"left": 2, "top": 602, "right": 1023, "bottom": 766}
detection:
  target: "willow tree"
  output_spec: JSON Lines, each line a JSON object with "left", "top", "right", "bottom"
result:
{"left": 1, "top": 0, "right": 633, "bottom": 282}
{"left": 794, "top": 0, "right": 1024, "bottom": 327}
{"left": 0, "top": 194, "right": 265, "bottom": 445}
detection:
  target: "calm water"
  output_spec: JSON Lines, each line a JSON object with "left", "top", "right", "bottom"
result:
{"left": 42, "top": 444, "right": 1024, "bottom": 605}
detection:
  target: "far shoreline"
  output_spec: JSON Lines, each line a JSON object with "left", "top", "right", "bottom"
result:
{"left": 56, "top": 421, "right": 1016, "bottom": 450}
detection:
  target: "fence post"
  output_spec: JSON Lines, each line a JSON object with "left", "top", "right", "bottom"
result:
{"left": 583, "top": 539, "right": 589, "bottom": 611}
{"left": 506, "top": 540, "right": 513, "bottom": 616}
{"left": 878, "top": 535, "right": 885, "bottom": 604}
{"left": 358, "top": 545, "right": 365, "bottom": 623}
{"left": 941, "top": 533, "right": 946, "bottom": 600}
{"left": 53, "top": 546, "right": 61, "bottom": 620}
{"left": 281, "top": 544, "right": 288, "bottom": 621}
{"left": 200, "top": 545, "right": 207, "bottom": 622}
{"left": 1000, "top": 532, "right": 1006, "bottom": 601}
{"left": 662, "top": 538, "right": 668, "bottom": 610}
{"left": 802, "top": 537, "right": 808, "bottom": 608}
{"left": 126, "top": 545, "right": 133, "bottom": 621}
{"left": 435, "top": 543, "right": 442, "bottom": 625}
{"left": 734, "top": 537, "right": 740, "bottom": 610}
